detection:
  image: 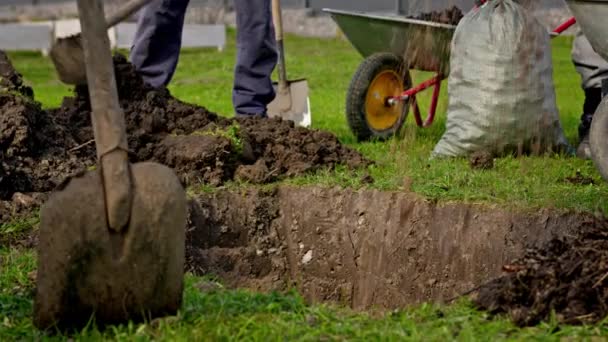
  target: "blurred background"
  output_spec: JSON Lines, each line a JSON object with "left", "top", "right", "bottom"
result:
{"left": 0, "top": 0, "right": 575, "bottom": 38}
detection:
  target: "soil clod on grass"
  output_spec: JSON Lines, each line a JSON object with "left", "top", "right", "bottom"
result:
{"left": 0, "top": 52, "right": 369, "bottom": 224}
{"left": 473, "top": 220, "right": 608, "bottom": 326}
{"left": 469, "top": 150, "right": 494, "bottom": 170}
{"left": 564, "top": 171, "right": 595, "bottom": 186}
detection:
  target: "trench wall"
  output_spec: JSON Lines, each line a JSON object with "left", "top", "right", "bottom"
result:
{"left": 186, "top": 186, "right": 594, "bottom": 310}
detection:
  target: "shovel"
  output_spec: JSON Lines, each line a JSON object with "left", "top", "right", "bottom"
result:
{"left": 49, "top": 0, "right": 150, "bottom": 85}
{"left": 34, "top": 0, "right": 187, "bottom": 331}
{"left": 266, "top": 0, "right": 312, "bottom": 127}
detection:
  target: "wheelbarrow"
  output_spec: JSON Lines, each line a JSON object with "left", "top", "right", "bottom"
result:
{"left": 323, "top": 5, "right": 577, "bottom": 142}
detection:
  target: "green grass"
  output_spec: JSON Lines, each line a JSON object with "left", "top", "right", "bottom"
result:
{"left": 8, "top": 30, "right": 606, "bottom": 214}
{"left": 0, "top": 216, "right": 39, "bottom": 247}
{"left": 192, "top": 121, "right": 244, "bottom": 155}
{"left": 2, "top": 247, "right": 608, "bottom": 341}
{"left": 0, "top": 216, "right": 38, "bottom": 236}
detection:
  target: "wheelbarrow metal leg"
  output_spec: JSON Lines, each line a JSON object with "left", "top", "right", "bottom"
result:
{"left": 388, "top": 73, "right": 444, "bottom": 128}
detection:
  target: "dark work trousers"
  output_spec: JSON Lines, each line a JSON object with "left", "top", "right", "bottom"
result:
{"left": 130, "top": 0, "right": 278, "bottom": 116}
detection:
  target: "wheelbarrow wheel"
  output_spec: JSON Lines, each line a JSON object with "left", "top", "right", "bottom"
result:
{"left": 346, "top": 52, "right": 412, "bottom": 141}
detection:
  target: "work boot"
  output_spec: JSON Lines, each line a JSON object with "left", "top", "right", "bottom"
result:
{"left": 577, "top": 128, "right": 591, "bottom": 159}
{"left": 577, "top": 88, "right": 602, "bottom": 159}
{"left": 577, "top": 112, "right": 593, "bottom": 159}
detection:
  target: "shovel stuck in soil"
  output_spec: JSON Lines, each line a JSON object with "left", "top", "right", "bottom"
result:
{"left": 49, "top": 0, "right": 150, "bottom": 85}
{"left": 266, "top": 0, "right": 312, "bottom": 127}
{"left": 34, "top": 0, "right": 187, "bottom": 331}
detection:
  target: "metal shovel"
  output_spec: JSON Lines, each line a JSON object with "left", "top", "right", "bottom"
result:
{"left": 34, "top": 0, "right": 187, "bottom": 331}
{"left": 266, "top": 0, "right": 312, "bottom": 127}
{"left": 49, "top": 0, "right": 150, "bottom": 85}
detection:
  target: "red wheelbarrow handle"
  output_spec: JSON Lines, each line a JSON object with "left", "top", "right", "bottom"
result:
{"left": 552, "top": 17, "right": 577, "bottom": 37}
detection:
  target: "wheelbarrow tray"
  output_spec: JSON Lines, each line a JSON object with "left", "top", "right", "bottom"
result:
{"left": 323, "top": 8, "right": 457, "bottom": 75}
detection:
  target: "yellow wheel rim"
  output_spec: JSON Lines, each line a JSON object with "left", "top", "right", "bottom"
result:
{"left": 365, "top": 70, "right": 404, "bottom": 131}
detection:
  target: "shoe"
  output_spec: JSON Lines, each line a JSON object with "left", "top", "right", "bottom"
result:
{"left": 576, "top": 87, "right": 603, "bottom": 159}
{"left": 576, "top": 133, "right": 592, "bottom": 159}
{"left": 577, "top": 113, "right": 593, "bottom": 160}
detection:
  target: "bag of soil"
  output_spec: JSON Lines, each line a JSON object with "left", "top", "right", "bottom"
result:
{"left": 431, "top": 0, "right": 572, "bottom": 158}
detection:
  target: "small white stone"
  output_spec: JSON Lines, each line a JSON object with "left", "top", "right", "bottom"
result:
{"left": 256, "top": 249, "right": 263, "bottom": 256}
{"left": 302, "top": 250, "right": 313, "bottom": 265}
{"left": 299, "top": 243, "right": 304, "bottom": 250}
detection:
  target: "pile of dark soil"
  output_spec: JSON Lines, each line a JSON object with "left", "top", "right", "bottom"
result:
{"left": 473, "top": 220, "right": 608, "bottom": 326}
{"left": 0, "top": 53, "right": 369, "bottom": 224}
{"left": 0, "top": 51, "right": 33, "bottom": 98}
{"left": 0, "top": 51, "right": 87, "bottom": 224}
{"left": 408, "top": 6, "right": 464, "bottom": 25}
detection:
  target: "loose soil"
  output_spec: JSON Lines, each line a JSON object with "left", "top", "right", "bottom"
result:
{"left": 408, "top": 6, "right": 464, "bottom": 25}
{"left": 473, "top": 222, "right": 608, "bottom": 326}
{"left": 0, "top": 52, "right": 368, "bottom": 225}
{"left": 185, "top": 186, "right": 601, "bottom": 315}
{"left": 564, "top": 171, "right": 596, "bottom": 186}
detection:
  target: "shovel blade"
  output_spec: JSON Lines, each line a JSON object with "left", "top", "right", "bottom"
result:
{"left": 267, "top": 79, "right": 311, "bottom": 127}
{"left": 34, "top": 162, "right": 187, "bottom": 331}
{"left": 49, "top": 35, "right": 87, "bottom": 85}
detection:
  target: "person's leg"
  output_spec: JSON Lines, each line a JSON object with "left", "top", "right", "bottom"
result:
{"left": 130, "top": 0, "right": 190, "bottom": 88}
{"left": 571, "top": 31, "right": 608, "bottom": 159}
{"left": 232, "top": 0, "right": 278, "bottom": 117}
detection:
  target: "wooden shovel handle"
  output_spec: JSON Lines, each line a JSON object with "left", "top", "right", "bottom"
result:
{"left": 77, "top": 0, "right": 132, "bottom": 232}
{"left": 106, "top": 0, "right": 151, "bottom": 28}
{"left": 271, "top": 0, "right": 289, "bottom": 92}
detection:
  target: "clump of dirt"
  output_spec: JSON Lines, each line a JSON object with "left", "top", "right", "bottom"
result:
{"left": 564, "top": 171, "right": 595, "bottom": 186}
{"left": 0, "top": 52, "right": 369, "bottom": 223}
{"left": 408, "top": 6, "right": 464, "bottom": 25}
{"left": 469, "top": 150, "right": 494, "bottom": 170}
{"left": 473, "top": 220, "right": 608, "bottom": 326}
{"left": 360, "top": 172, "right": 374, "bottom": 184}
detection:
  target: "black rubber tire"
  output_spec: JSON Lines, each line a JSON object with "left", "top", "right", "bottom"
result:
{"left": 345, "top": 52, "right": 412, "bottom": 142}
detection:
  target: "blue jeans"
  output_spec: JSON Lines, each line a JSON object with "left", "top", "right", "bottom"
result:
{"left": 130, "top": 0, "right": 277, "bottom": 116}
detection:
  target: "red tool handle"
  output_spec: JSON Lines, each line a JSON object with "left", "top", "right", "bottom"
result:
{"left": 553, "top": 17, "right": 577, "bottom": 36}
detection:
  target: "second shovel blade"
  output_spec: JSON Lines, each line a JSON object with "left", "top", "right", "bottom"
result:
{"left": 267, "top": 78, "right": 311, "bottom": 128}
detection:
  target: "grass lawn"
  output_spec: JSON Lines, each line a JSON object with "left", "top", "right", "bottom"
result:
{"left": 2, "top": 29, "right": 608, "bottom": 339}
{"left": 2, "top": 247, "right": 608, "bottom": 341}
